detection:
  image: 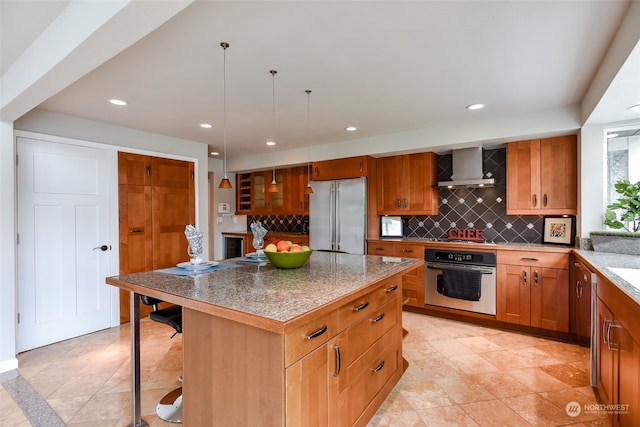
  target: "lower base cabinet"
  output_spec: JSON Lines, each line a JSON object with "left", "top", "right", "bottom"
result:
{"left": 596, "top": 281, "right": 640, "bottom": 426}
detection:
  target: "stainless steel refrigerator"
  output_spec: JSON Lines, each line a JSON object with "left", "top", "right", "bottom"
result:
{"left": 309, "top": 177, "right": 367, "bottom": 254}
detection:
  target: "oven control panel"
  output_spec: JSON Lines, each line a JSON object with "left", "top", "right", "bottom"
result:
{"left": 425, "top": 249, "right": 496, "bottom": 267}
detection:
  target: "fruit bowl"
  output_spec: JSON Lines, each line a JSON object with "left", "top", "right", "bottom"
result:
{"left": 263, "top": 249, "right": 313, "bottom": 269}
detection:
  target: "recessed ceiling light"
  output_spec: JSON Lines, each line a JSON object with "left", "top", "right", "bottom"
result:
{"left": 210, "top": 151, "right": 220, "bottom": 156}
{"left": 200, "top": 123, "right": 213, "bottom": 129}
{"left": 345, "top": 126, "right": 357, "bottom": 132}
{"left": 606, "top": 133, "right": 619, "bottom": 138}
{"left": 466, "top": 103, "right": 485, "bottom": 110}
{"left": 108, "top": 98, "right": 128, "bottom": 106}
{"left": 628, "top": 104, "right": 640, "bottom": 112}
{"left": 266, "top": 141, "right": 276, "bottom": 146}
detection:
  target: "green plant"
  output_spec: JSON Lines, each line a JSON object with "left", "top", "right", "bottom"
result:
{"left": 604, "top": 179, "right": 640, "bottom": 232}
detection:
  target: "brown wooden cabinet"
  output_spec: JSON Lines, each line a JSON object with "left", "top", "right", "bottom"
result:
{"left": 496, "top": 250, "right": 569, "bottom": 332}
{"left": 311, "top": 156, "right": 370, "bottom": 181}
{"left": 236, "top": 167, "right": 309, "bottom": 215}
{"left": 377, "top": 152, "right": 438, "bottom": 215}
{"left": 596, "top": 273, "right": 640, "bottom": 427}
{"left": 506, "top": 135, "right": 577, "bottom": 215}
{"left": 367, "top": 241, "right": 425, "bottom": 308}
{"left": 570, "top": 256, "right": 593, "bottom": 346}
{"left": 117, "top": 152, "right": 195, "bottom": 322}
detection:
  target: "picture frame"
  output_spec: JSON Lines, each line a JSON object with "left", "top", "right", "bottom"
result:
{"left": 542, "top": 215, "right": 576, "bottom": 246}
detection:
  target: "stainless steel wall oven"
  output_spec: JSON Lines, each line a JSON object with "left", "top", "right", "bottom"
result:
{"left": 424, "top": 248, "right": 497, "bottom": 315}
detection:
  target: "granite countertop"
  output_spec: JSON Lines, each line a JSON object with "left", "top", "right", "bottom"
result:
{"left": 107, "top": 252, "right": 420, "bottom": 331}
{"left": 574, "top": 249, "right": 640, "bottom": 306}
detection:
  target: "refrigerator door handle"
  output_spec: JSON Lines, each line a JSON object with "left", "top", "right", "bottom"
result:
{"left": 334, "top": 182, "right": 340, "bottom": 251}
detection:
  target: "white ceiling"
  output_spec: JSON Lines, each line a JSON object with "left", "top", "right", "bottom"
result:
{"left": 2, "top": 0, "right": 640, "bottom": 164}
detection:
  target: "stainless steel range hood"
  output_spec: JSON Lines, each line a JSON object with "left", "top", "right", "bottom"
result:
{"left": 437, "top": 146, "right": 495, "bottom": 188}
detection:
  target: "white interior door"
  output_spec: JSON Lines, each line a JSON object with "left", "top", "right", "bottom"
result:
{"left": 17, "top": 137, "right": 114, "bottom": 352}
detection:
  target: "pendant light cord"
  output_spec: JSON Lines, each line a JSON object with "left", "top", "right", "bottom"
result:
{"left": 270, "top": 70, "right": 277, "bottom": 184}
{"left": 221, "top": 42, "right": 229, "bottom": 180}
{"left": 306, "top": 90, "right": 312, "bottom": 186}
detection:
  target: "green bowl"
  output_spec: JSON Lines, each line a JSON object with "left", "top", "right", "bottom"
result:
{"left": 263, "top": 249, "right": 313, "bottom": 269}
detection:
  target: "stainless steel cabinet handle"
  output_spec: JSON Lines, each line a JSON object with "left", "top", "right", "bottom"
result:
{"left": 333, "top": 345, "right": 341, "bottom": 377}
{"left": 359, "top": 161, "right": 363, "bottom": 172}
{"left": 305, "top": 325, "right": 328, "bottom": 340}
{"left": 353, "top": 302, "right": 369, "bottom": 312}
{"left": 602, "top": 318, "right": 612, "bottom": 345}
{"left": 607, "top": 322, "right": 621, "bottom": 351}
{"left": 521, "top": 257, "right": 539, "bottom": 261}
{"left": 397, "top": 199, "right": 401, "bottom": 208}
{"left": 533, "top": 194, "right": 538, "bottom": 207}
{"left": 402, "top": 249, "right": 414, "bottom": 253}
{"left": 386, "top": 284, "right": 398, "bottom": 293}
{"left": 371, "top": 360, "right": 385, "bottom": 373}
{"left": 129, "top": 228, "right": 144, "bottom": 233}
{"left": 403, "top": 199, "right": 408, "bottom": 208}
{"left": 371, "top": 313, "right": 385, "bottom": 323}
{"left": 543, "top": 193, "right": 548, "bottom": 206}
{"left": 534, "top": 270, "right": 539, "bottom": 285}
{"left": 576, "top": 281, "right": 583, "bottom": 298}
{"left": 523, "top": 270, "right": 527, "bottom": 285}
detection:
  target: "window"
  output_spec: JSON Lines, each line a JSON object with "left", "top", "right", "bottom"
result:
{"left": 606, "top": 127, "right": 640, "bottom": 205}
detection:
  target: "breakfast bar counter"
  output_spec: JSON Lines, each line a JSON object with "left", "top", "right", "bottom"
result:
{"left": 106, "top": 252, "right": 421, "bottom": 426}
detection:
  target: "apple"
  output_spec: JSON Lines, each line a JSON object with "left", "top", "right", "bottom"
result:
{"left": 264, "top": 243, "right": 277, "bottom": 252}
{"left": 276, "top": 240, "right": 290, "bottom": 252}
{"left": 289, "top": 244, "right": 302, "bottom": 252}
{"left": 286, "top": 240, "right": 293, "bottom": 247}
{"left": 301, "top": 245, "right": 311, "bottom": 252}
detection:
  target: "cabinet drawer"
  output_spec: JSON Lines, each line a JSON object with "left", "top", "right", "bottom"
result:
{"left": 497, "top": 250, "right": 568, "bottom": 269}
{"left": 285, "top": 310, "right": 338, "bottom": 367}
{"left": 392, "top": 244, "right": 424, "bottom": 258}
{"left": 339, "top": 326, "right": 400, "bottom": 426}
{"left": 338, "top": 298, "right": 398, "bottom": 368}
{"left": 338, "top": 278, "right": 400, "bottom": 330}
{"left": 367, "top": 242, "right": 394, "bottom": 255}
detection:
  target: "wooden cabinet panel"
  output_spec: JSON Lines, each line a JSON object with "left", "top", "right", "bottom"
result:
{"left": 367, "top": 241, "right": 394, "bottom": 256}
{"left": 377, "top": 153, "right": 438, "bottom": 215}
{"left": 236, "top": 167, "right": 308, "bottom": 215}
{"left": 311, "top": 156, "right": 369, "bottom": 181}
{"left": 285, "top": 310, "right": 338, "bottom": 367}
{"left": 236, "top": 173, "right": 252, "bottom": 213}
{"left": 497, "top": 250, "right": 569, "bottom": 332}
{"left": 570, "top": 257, "right": 592, "bottom": 346}
{"left": 506, "top": 135, "right": 577, "bottom": 215}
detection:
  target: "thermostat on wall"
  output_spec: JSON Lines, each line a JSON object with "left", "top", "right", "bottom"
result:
{"left": 217, "top": 203, "right": 231, "bottom": 214}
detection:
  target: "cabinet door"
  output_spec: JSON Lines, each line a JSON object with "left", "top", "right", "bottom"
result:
{"left": 367, "top": 241, "right": 394, "bottom": 256}
{"left": 597, "top": 299, "right": 615, "bottom": 406}
{"left": 287, "top": 166, "right": 309, "bottom": 214}
{"left": 311, "top": 156, "right": 368, "bottom": 181}
{"left": 497, "top": 264, "right": 531, "bottom": 326}
{"left": 236, "top": 173, "right": 252, "bottom": 214}
{"left": 118, "top": 152, "right": 151, "bottom": 185}
{"left": 406, "top": 152, "right": 438, "bottom": 214}
{"left": 540, "top": 135, "right": 577, "bottom": 212}
{"left": 506, "top": 139, "right": 541, "bottom": 213}
{"left": 530, "top": 267, "right": 569, "bottom": 332}
{"left": 377, "top": 156, "right": 404, "bottom": 211}
{"left": 572, "top": 261, "right": 592, "bottom": 345}
{"left": 286, "top": 342, "right": 332, "bottom": 427}
{"left": 402, "top": 263, "right": 424, "bottom": 308}
{"left": 615, "top": 324, "right": 640, "bottom": 427}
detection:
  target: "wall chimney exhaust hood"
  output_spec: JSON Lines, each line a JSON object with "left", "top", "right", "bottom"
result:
{"left": 437, "top": 146, "right": 495, "bottom": 188}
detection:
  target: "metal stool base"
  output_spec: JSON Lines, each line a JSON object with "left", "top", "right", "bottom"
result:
{"left": 156, "top": 387, "right": 182, "bottom": 423}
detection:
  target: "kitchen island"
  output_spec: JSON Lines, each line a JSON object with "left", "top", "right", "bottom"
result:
{"left": 106, "top": 252, "right": 421, "bottom": 426}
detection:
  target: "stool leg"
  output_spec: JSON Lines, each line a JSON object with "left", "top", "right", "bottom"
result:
{"left": 129, "top": 292, "right": 149, "bottom": 427}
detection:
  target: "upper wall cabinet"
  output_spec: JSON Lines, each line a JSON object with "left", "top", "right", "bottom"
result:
{"left": 311, "top": 156, "right": 371, "bottom": 181}
{"left": 377, "top": 152, "right": 438, "bottom": 215}
{"left": 506, "top": 135, "right": 577, "bottom": 215}
{"left": 236, "top": 167, "right": 309, "bottom": 215}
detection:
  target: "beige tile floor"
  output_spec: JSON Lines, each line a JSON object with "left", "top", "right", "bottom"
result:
{"left": 1, "top": 311, "right": 609, "bottom": 426}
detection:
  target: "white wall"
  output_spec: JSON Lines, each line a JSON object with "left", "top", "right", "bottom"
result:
{"left": 0, "top": 120, "right": 18, "bottom": 372}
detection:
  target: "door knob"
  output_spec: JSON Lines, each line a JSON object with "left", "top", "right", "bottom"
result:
{"left": 93, "top": 245, "right": 110, "bottom": 251}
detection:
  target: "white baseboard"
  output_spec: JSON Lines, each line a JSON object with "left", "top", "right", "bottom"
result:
{"left": 0, "top": 357, "right": 19, "bottom": 374}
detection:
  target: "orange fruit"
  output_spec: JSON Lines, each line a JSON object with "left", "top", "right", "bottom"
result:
{"left": 276, "top": 240, "right": 290, "bottom": 252}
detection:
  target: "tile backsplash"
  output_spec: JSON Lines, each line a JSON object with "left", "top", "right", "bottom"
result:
{"left": 405, "top": 148, "right": 545, "bottom": 244}
{"left": 248, "top": 148, "right": 548, "bottom": 244}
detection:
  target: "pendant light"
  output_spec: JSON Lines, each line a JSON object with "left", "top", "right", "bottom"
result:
{"left": 268, "top": 69, "right": 279, "bottom": 193}
{"left": 304, "top": 89, "right": 314, "bottom": 195}
{"left": 218, "top": 42, "right": 233, "bottom": 189}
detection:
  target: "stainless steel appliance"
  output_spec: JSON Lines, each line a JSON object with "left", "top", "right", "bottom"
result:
{"left": 424, "top": 248, "right": 497, "bottom": 315}
{"left": 309, "top": 177, "right": 367, "bottom": 254}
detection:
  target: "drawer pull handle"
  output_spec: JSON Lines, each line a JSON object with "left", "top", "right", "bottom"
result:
{"left": 333, "top": 345, "right": 341, "bottom": 377}
{"left": 371, "top": 313, "right": 385, "bottom": 323}
{"left": 534, "top": 270, "right": 539, "bottom": 285}
{"left": 607, "top": 322, "right": 621, "bottom": 351}
{"left": 602, "top": 318, "right": 612, "bottom": 345}
{"left": 521, "top": 257, "right": 539, "bottom": 261}
{"left": 523, "top": 270, "right": 527, "bottom": 285}
{"left": 386, "top": 284, "right": 398, "bottom": 293}
{"left": 129, "top": 228, "right": 144, "bottom": 233}
{"left": 353, "top": 302, "right": 369, "bottom": 312}
{"left": 305, "top": 325, "right": 328, "bottom": 340}
{"left": 371, "top": 360, "right": 385, "bottom": 373}
{"left": 402, "top": 249, "right": 414, "bottom": 253}
{"left": 375, "top": 247, "right": 386, "bottom": 251}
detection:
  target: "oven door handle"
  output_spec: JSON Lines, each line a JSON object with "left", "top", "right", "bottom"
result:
{"left": 425, "top": 263, "right": 495, "bottom": 275}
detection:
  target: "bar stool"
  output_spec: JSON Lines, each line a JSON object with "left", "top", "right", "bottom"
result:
{"left": 139, "top": 295, "right": 183, "bottom": 423}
